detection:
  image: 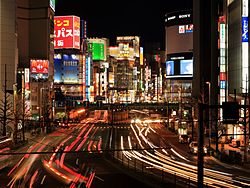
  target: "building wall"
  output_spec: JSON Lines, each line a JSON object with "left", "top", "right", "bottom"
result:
{"left": 17, "top": 0, "right": 53, "bottom": 67}
{"left": 0, "top": 0, "right": 17, "bottom": 94}
{"left": 165, "top": 10, "right": 193, "bottom": 103}
{"left": 16, "top": 0, "right": 54, "bottom": 118}
{"left": 228, "top": 0, "right": 244, "bottom": 94}
{"left": 166, "top": 25, "right": 193, "bottom": 54}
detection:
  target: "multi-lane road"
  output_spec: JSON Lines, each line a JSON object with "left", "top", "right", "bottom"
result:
{"left": 1, "top": 114, "right": 250, "bottom": 187}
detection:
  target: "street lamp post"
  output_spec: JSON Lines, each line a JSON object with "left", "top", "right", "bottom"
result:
{"left": 21, "top": 71, "right": 26, "bottom": 142}
{"left": 206, "top": 82, "right": 211, "bottom": 150}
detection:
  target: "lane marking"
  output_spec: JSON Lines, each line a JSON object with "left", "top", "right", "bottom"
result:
{"left": 40, "top": 175, "right": 46, "bottom": 185}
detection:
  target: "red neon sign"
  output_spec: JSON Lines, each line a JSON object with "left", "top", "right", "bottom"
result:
{"left": 30, "top": 59, "right": 49, "bottom": 74}
{"left": 54, "top": 16, "right": 80, "bottom": 49}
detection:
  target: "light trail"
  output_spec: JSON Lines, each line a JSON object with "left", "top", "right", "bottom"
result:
{"left": 126, "top": 121, "right": 247, "bottom": 187}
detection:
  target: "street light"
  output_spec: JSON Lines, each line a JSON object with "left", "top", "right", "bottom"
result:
{"left": 206, "top": 81, "right": 211, "bottom": 149}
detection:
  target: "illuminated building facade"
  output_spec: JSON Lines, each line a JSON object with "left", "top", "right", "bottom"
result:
{"left": 165, "top": 10, "right": 193, "bottom": 105}
{"left": 0, "top": 0, "right": 55, "bottom": 136}
{"left": 109, "top": 36, "right": 141, "bottom": 103}
{"left": 220, "top": 0, "right": 249, "bottom": 143}
{"left": 193, "top": 0, "right": 250, "bottom": 145}
{"left": 53, "top": 15, "right": 85, "bottom": 119}
{"left": 15, "top": 0, "right": 55, "bottom": 132}
{"left": 88, "top": 38, "right": 109, "bottom": 102}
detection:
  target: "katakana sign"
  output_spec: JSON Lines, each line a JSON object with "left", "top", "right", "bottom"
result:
{"left": 54, "top": 16, "right": 80, "bottom": 49}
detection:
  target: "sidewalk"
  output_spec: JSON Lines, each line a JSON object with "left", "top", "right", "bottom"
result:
{"left": 205, "top": 136, "right": 250, "bottom": 168}
{"left": 163, "top": 126, "right": 250, "bottom": 169}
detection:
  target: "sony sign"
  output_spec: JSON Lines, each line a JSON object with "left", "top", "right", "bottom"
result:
{"left": 179, "top": 14, "right": 191, "bottom": 18}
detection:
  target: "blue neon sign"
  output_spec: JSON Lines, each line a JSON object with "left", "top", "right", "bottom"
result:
{"left": 242, "top": 17, "right": 249, "bottom": 42}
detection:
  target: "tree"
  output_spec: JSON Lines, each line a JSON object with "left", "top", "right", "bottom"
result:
{"left": 12, "top": 90, "right": 31, "bottom": 143}
{"left": 0, "top": 91, "right": 14, "bottom": 136}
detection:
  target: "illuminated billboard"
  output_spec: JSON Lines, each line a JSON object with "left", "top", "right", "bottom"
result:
{"left": 140, "top": 47, "right": 143, "bottom": 65}
{"left": 178, "top": 24, "right": 193, "bottom": 34}
{"left": 88, "top": 43, "right": 105, "bottom": 61}
{"left": 53, "top": 54, "right": 79, "bottom": 84}
{"left": 30, "top": 59, "right": 49, "bottom": 74}
{"left": 166, "top": 61, "right": 174, "bottom": 75}
{"left": 54, "top": 54, "right": 62, "bottom": 83}
{"left": 185, "top": 24, "right": 193, "bottom": 33}
{"left": 116, "top": 36, "right": 140, "bottom": 57}
{"left": 242, "top": 17, "right": 249, "bottom": 42}
{"left": 62, "top": 54, "right": 79, "bottom": 83}
{"left": 180, "top": 59, "right": 193, "bottom": 75}
{"left": 25, "top": 68, "right": 30, "bottom": 83}
{"left": 54, "top": 16, "right": 80, "bottom": 49}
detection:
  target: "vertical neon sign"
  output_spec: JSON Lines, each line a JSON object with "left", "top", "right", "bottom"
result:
{"left": 219, "top": 16, "right": 227, "bottom": 119}
{"left": 82, "top": 55, "right": 86, "bottom": 100}
{"left": 86, "top": 56, "right": 91, "bottom": 100}
{"left": 242, "top": 0, "right": 249, "bottom": 93}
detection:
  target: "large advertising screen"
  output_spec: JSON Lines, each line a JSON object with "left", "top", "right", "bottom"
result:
{"left": 54, "top": 54, "right": 79, "bottom": 84}
{"left": 88, "top": 43, "right": 105, "bottom": 61}
{"left": 54, "top": 16, "right": 80, "bottom": 49}
{"left": 166, "top": 61, "right": 174, "bottom": 75}
{"left": 62, "top": 54, "right": 79, "bottom": 83}
{"left": 180, "top": 59, "right": 193, "bottom": 75}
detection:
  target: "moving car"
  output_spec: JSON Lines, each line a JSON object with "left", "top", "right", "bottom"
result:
{"left": 189, "top": 141, "right": 207, "bottom": 154}
{"left": 178, "top": 134, "right": 189, "bottom": 144}
{"left": 59, "top": 122, "right": 69, "bottom": 128}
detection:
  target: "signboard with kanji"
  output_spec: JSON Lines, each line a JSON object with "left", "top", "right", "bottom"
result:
{"left": 54, "top": 16, "right": 80, "bottom": 49}
{"left": 30, "top": 59, "right": 49, "bottom": 74}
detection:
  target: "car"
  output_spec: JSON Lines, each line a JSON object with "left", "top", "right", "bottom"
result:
{"left": 178, "top": 134, "right": 189, "bottom": 143}
{"left": 59, "top": 122, "right": 69, "bottom": 128}
{"left": 189, "top": 141, "right": 207, "bottom": 155}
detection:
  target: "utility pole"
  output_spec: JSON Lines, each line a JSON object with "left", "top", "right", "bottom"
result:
{"left": 22, "top": 71, "right": 25, "bottom": 142}
{"left": 244, "top": 77, "right": 248, "bottom": 163}
{"left": 198, "top": 103, "right": 204, "bottom": 187}
{"left": 206, "top": 81, "right": 211, "bottom": 150}
{"left": 3, "top": 64, "right": 7, "bottom": 136}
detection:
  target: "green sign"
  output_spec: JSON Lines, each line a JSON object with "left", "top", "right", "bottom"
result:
{"left": 50, "top": 0, "right": 55, "bottom": 12}
{"left": 89, "top": 43, "right": 105, "bottom": 61}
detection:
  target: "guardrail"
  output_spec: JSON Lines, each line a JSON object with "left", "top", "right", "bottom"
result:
{"left": 106, "top": 150, "right": 202, "bottom": 188}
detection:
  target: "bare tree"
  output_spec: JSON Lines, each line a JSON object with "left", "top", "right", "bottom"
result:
{"left": 0, "top": 91, "right": 14, "bottom": 136}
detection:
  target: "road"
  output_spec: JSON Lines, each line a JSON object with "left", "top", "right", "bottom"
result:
{"left": 1, "top": 114, "right": 250, "bottom": 187}
{"left": 112, "top": 116, "right": 250, "bottom": 187}
{"left": 0, "top": 118, "right": 154, "bottom": 188}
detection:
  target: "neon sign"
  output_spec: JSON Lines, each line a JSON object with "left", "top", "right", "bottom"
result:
{"left": 242, "top": 17, "right": 249, "bottom": 42}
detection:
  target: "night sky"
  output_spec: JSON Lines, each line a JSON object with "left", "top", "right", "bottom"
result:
{"left": 55, "top": 0, "right": 193, "bottom": 49}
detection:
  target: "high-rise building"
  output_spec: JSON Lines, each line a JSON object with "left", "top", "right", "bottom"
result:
{"left": 88, "top": 38, "right": 109, "bottom": 102}
{"left": 193, "top": 0, "right": 250, "bottom": 152}
{"left": 53, "top": 15, "right": 84, "bottom": 119}
{"left": 0, "top": 0, "right": 17, "bottom": 95}
{"left": 165, "top": 10, "right": 193, "bottom": 120}
{"left": 0, "top": 0, "right": 54, "bottom": 136}
{"left": 16, "top": 0, "right": 55, "bottom": 126}
{"left": 109, "top": 36, "right": 141, "bottom": 103}
{"left": 0, "top": 0, "right": 17, "bottom": 136}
